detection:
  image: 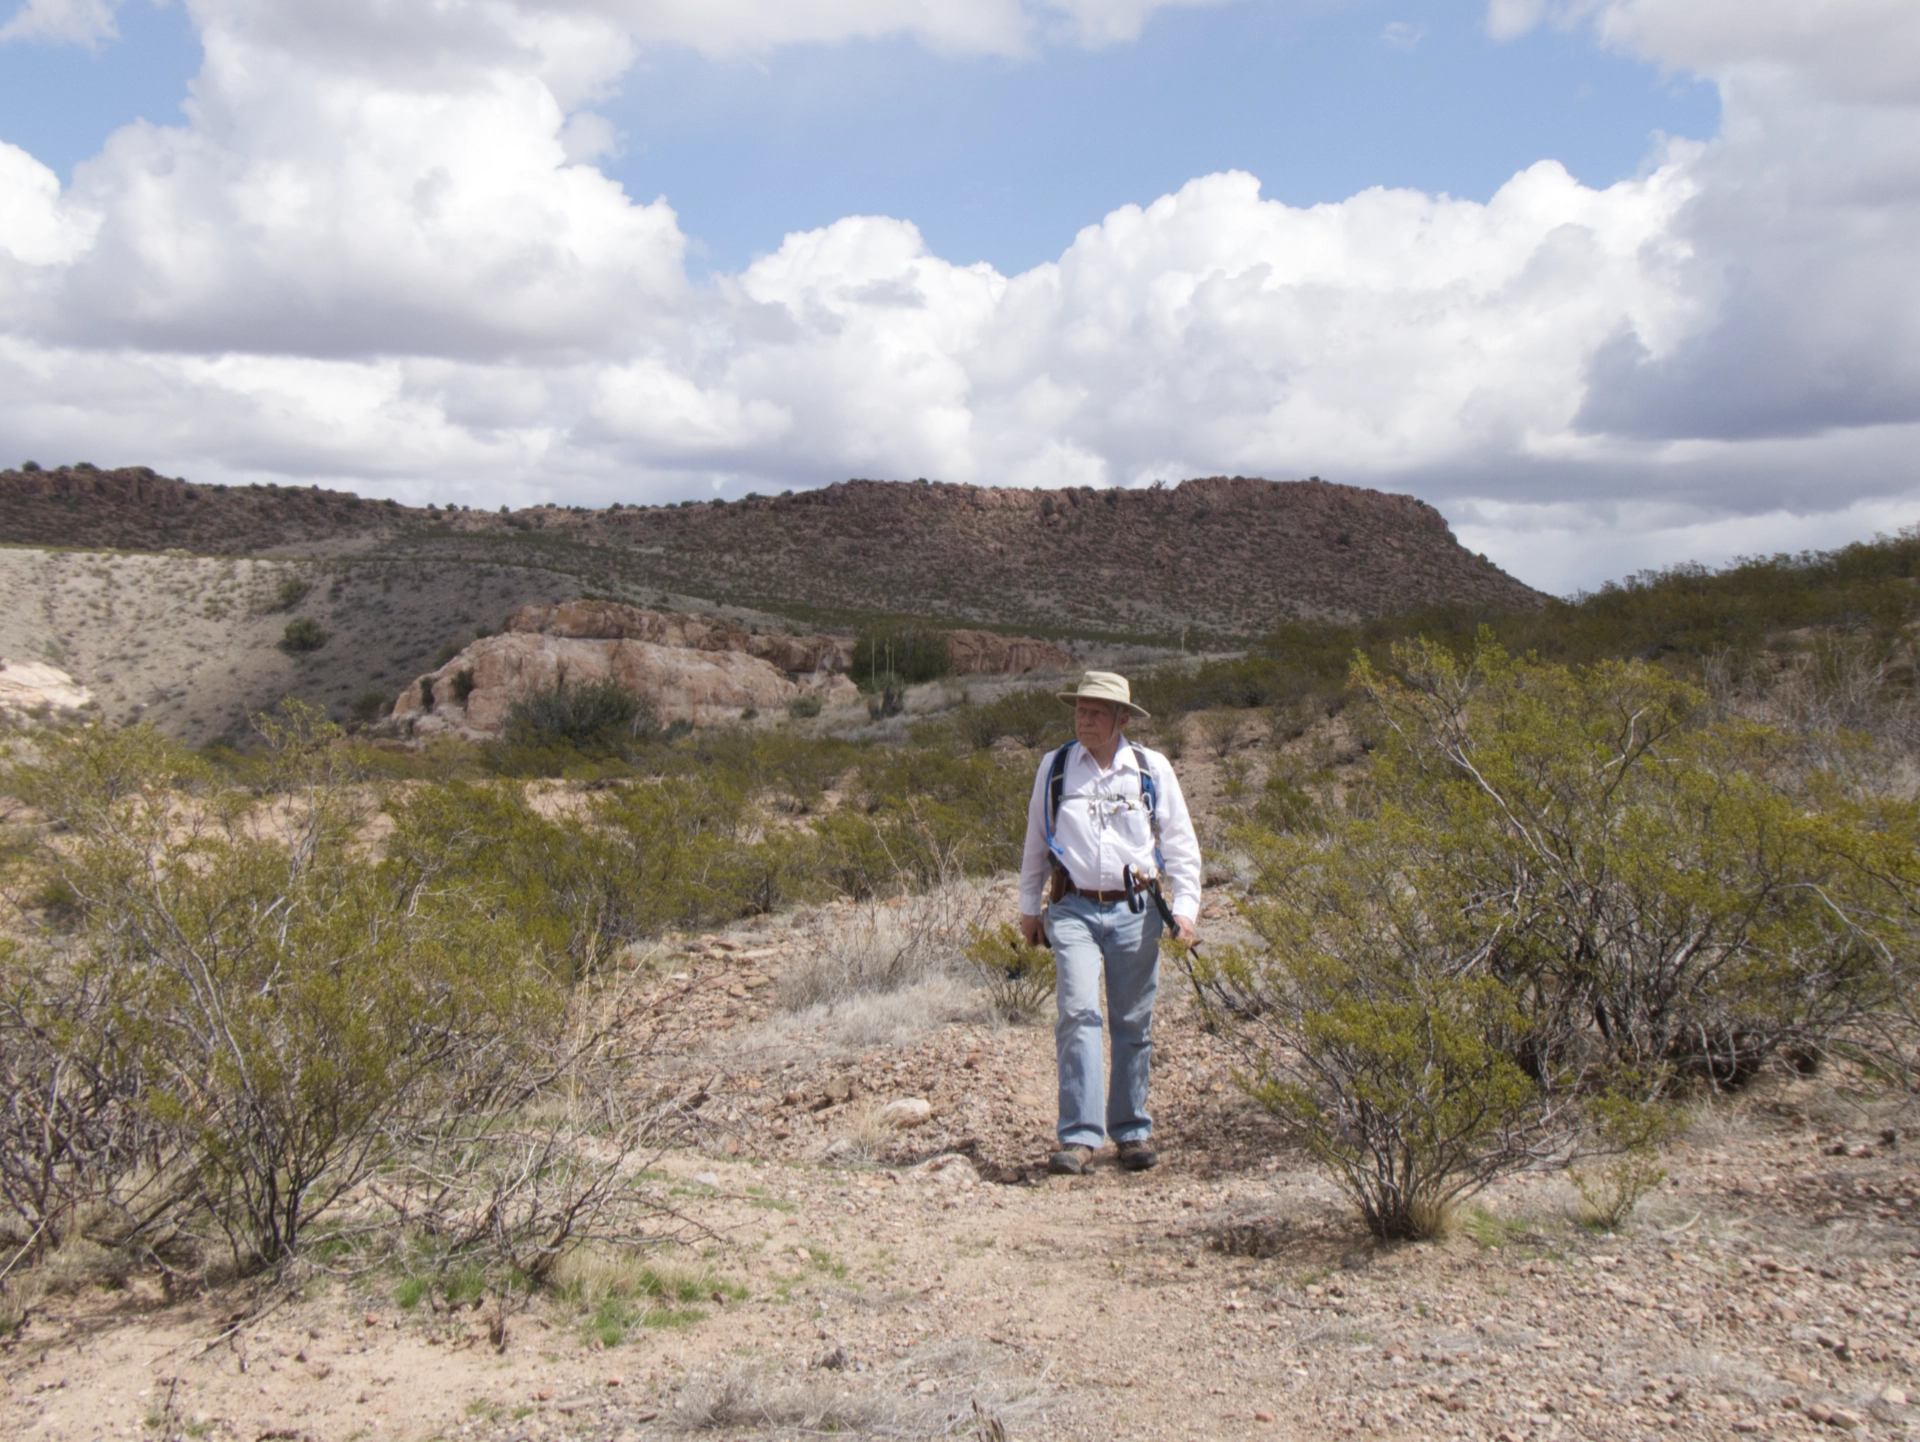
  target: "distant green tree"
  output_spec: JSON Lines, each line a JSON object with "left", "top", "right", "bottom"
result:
{"left": 852, "top": 623, "right": 950, "bottom": 689}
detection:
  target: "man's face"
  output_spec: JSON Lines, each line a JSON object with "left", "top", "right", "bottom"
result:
{"left": 1074, "top": 698, "right": 1124, "bottom": 751}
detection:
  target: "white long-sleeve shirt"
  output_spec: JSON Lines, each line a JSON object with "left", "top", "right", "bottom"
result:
{"left": 1018, "top": 740, "right": 1202, "bottom": 922}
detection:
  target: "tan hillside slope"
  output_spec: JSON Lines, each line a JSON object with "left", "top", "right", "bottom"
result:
{"left": 0, "top": 467, "right": 1545, "bottom": 641}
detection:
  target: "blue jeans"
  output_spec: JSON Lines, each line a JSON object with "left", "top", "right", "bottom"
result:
{"left": 1048, "top": 891, "right": 1162, "bottom": 1149}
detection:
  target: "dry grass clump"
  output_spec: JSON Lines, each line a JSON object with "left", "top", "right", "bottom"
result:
{"left": 764, "top": 885, "right": 1000, "bottom": 1050}
{"left": 1205, "top": 1218, "right": 1294, "bottom": 1259}
{"left": 668, "top": 1338, "right": 1047, "bottom": 1437}
{"left": 777, "top": 886, "right": 992, "bottom": 1010}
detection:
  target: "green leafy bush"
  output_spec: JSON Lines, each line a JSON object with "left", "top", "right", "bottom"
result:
{"left": 280, "top": 617, "right": 328, "bottom": 652}
{"left": 504, "top": 678, "right": 658, "bottom": 749}
{"left": 269, "top": 576, "right": 313, "bottom": 612}
{"left": 964, "top": 922, "right": 1055, "bottom": 1022}
{"left": 1194, "top": 636, "right": 1917, "bottom": 1239}
{"left": 0, "top": 707, "right": 561, "bottom": 1270}
{"left": 786, "top": 694, "right": 823, "bottom": 719}
{"left": 1355, "top": 635, "right": 1915, "bottom": 1087}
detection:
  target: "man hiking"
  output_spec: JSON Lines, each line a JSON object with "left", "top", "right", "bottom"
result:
{"left": 1017, "top": 671, "right": 1201, "bottom": 1175}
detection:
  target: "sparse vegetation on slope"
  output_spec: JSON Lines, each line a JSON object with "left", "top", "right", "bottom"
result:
{"left": 0, "top": 465, "right": 1543, "bottom": 644}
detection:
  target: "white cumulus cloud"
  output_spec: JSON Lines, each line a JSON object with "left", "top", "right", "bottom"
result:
{"left": 0, "top": 0, "right": 1915, "bottom": 595}
{"left": 0, "top": 0, "right": 121, "bottom": 46}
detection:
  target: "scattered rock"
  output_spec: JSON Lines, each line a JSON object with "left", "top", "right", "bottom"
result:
{"left": 879, "top": 1098, "right": 932, "bottom": 1129}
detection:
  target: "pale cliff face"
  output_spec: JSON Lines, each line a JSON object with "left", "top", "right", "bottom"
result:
{"left": 0, "top": 658, "right": 93, "bottom": 718}
{"left": 393, "top": 631, "right": 860, "bottom": 740}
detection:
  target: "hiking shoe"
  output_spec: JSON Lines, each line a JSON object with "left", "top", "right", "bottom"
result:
{"left": 1047, "top": 1144, "right": 1094, "bottom": 1175}
{"left": 1116, "top": 1139, "right": 1158, "bottom": 1172}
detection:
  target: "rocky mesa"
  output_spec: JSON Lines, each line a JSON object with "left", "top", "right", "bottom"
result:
{"left": 0, "top": 467, "right": 1547, "bottom": 643}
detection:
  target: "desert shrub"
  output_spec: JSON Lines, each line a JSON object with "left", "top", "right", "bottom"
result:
{"left": 1195, "top": 636, "right": 1916, "bottom": 1238}
{"left": 269, "top": 576, "right": 312, "bottom": 612}
{"left": 350, "top": 690, "right": 390, "bottom": 725}
{"left": 279, "top": 617, "right": 327, "bottom": 652}
{"left": 1190, "top": 824, "right": 1590, "bottom": 1239}
{"left": 384, "top": 779, "right": 669, "bottom": 980}
{"left": 1250, "top": 768, "right": 1328, "bottom": 835}
{"left": 0, "top": 937, "right": 164, "bottom": 1264}
{"left": 1356, "top": 635, "right": 1915, "bottom": 1087}
{"left": 934, "top": 685, "right": 1064, "bottom": 751}
{"left": 773, "top": 887, "right": 998, "bottom": 1048}
{"left": 786, "top": 694, "right": 823, "bottom": 720}
{"left": 504, "top": 678, "right": 658, "bottom": 749}
{"left": 1569, "top": 1153, "right": 1667, "bottom": 1232}
{"left": 0, "top": 707, "right": 562, "bottom": 1271}
{"left": 964, "top": 922, "right": 1055, "bottom": 1022}
{"left": 1199, "top": 709, "right": 1242, "bottom": 757}
{"left": 452, "top": 667, "right": 477, "bottom": 704}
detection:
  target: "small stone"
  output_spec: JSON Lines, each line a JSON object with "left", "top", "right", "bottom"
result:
{"left": 880, "top": 1098, "right": 932, "bottom": 1129}
{"left": 1882, "top": 1386, "right": 1907, "bottom": 1407}
{"left": 1828, "top": 1407, "right": 1864, "bottom": 1430}
{"left": 692, "top": 1171, "right": 719, "bottom": 1188}
{"left": 1253, "top": 1411, "right": 1275, "bottom": 1423}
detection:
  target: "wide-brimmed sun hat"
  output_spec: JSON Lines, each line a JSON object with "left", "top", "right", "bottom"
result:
{"left": 1056, "top": 670, "right": 1149, "bottom": 720}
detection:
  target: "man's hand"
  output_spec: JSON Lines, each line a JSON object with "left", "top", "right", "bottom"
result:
{"left": 1172, "top": 916, "right": 1198, "bottom": 944}
{"left": 1019, "top": 913, "right": 1046, "bottom": 948}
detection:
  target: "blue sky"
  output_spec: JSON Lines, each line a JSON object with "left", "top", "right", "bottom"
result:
{"left": 0, "top": 0, "right": 1914, "bottom": 594}
{"left": 0, "top": 0, "right": 1716, "bottom": 277}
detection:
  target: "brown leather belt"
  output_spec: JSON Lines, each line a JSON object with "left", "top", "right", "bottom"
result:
{"left": 1071, "top": 886, "right": 1131, "bottom": 903}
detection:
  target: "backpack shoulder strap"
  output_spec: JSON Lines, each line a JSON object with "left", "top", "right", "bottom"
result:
{"left": 1044, "top": 742, "right": 1074, "bottom": 859}
{"left": 1131, "top": 742, "right": 1165, "bottom": 870}
{"left": 1131, "top": 742, "right": 1158, "bottom": 815}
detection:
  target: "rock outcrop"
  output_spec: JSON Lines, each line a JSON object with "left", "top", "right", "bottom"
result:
{"left": 393, "top": 634, "right": 855, "bottom": 740}
{"left": 0, "top": 657, "right": 92, "bottom": 718}
{"left": 942, "top": 629, "right": 1072, "bottom": 676}
{"left": 393, "top": 599, "right": 1074, "bottom": 740}
{"left": 394, "top": 601, "right": 860, "bottom": 740}
{"left": 505, "top": 601, "right": 854, "bottom": 674}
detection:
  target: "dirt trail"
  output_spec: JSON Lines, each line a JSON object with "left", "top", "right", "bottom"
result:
{"left": 6, "top": 977, "right": 1917, "bottom": 1442}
